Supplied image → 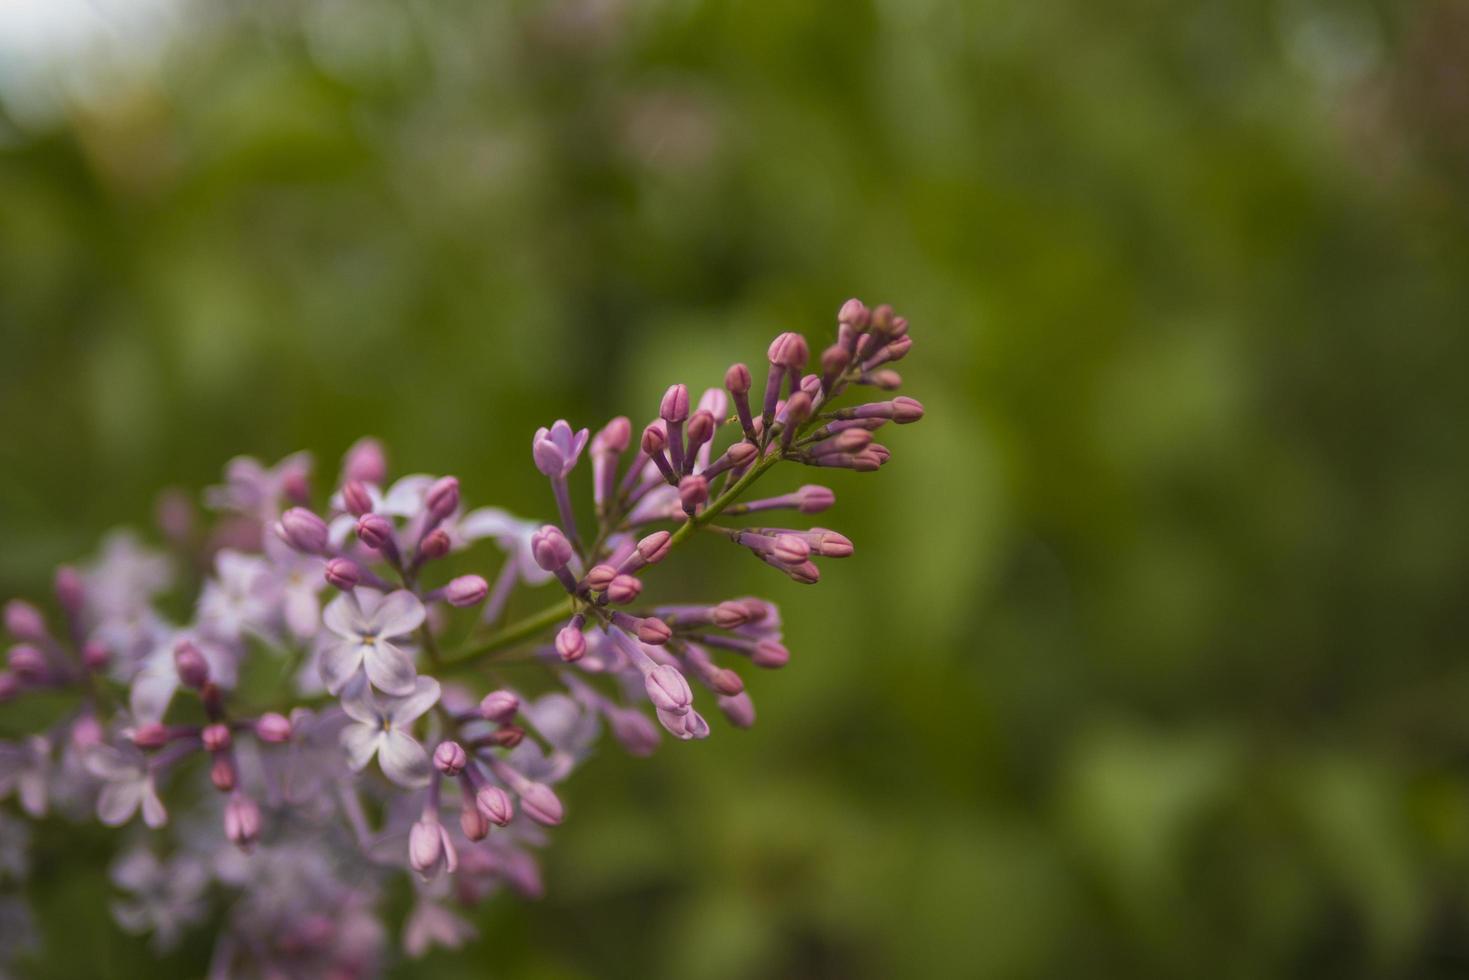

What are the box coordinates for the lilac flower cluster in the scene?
[0,300,923,975]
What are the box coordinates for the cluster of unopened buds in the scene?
[0,300,923,976]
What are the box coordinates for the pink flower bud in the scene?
[892,396,924,423]
[724,362,752,394]
[3,601,46,643]
[718,691,757,728]
[445,575,489,608]
[795,485,835,513]
[201,722,232,753]
[342,480,374,517]
[645,664,693,715]
[82,641,110,671]
[324,558,361,591]
[279,507,329,554]
[343,437,387,485]
[356,514,395,551]
[255,712,292,743]
[460,799,490,841]
[409,818,451,876]
[678,475,708,513]
[530,526,573,571]
[54,566,85,614]
[767,332,809,369]
[870,369,902,390]
[434,740,468,776]
[479,690,519,723]
[838,297,870,329]
[518,782,564,826]
[711,602,750,629]
[132,723,169,749]
[753,640,790,669]
[771,534,810,565]
[584,564,617,592]
[636,617,672,645]
[636,531,672,564]
[173,640,210,689]
[425,476,460,521]
[556,625,587,662]
[659,383,690,423]
[7,645,46,682]
[686,410,715,448]
[476,785,514,827]
[224,794,261,851]
[211,755,238,791]
[606,575,642,605]
[640,423,667,455]
[591,416,632,454]
[419,529,451,560]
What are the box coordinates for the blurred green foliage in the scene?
[3,0,1469,977]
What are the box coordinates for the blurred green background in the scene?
[3,0,1469,977]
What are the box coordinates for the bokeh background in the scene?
[3,0,1469,977]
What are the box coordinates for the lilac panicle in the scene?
[0,295,926,966]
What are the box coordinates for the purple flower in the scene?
[531,420,589,478]
[0,737,50,818]
[84,745,167,828]
[319,590,425,696]
[197,550,278,644]
[204,452,312,521]
[403,898,476,958]
[339,675,440,788]
[109,849,210,952]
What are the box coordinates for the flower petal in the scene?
[85,745,144,781]
[283,587,320,639]
[97,780,143,826]
[340,723,382,772]
[141,779,168,828]
[322,592,368,639]
[364,640,418,697]
[129,666,179,726]
[372,590,426,638]
[378,729,431,788]
[319,640,366,696]
[384,676,441,726]
[338,673,380,725]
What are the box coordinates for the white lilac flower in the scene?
[109,849,211,952]
[196,550,279,644]
[339,675,440,788]
[84,744,168,828]
[0,737,50,818]
[319,589,425,696]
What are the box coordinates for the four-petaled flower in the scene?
[320,590,426,696]
[84,745,167,828]
[339,675,441,788]
[531,420,589,478]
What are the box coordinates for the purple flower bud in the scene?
[82,641,110,671]
[592,415,632,454]
[869,369,902,390]
[132,723,170,749]
[678,475,708,515]
[434,741,468,776]
[659,383,690,423]
[342,480,374,517]
[279,507,329,554]
[54,566,85,614]
[173,640,210,689]
[636,617,672,645]
[771,534,811,565]
[356,514,396,551]
[460,799,490,841]
[532,420,589,478]
[767,332,809,370]
[637,530,672,565]
[591,416,632,509]
[892,396,924,423]
[868,444,891,465]
[838,297,870,329]
[255,712,292,743]
[753,640,790,668]
[282,468,312,506]
[820,343,849,382]
[7,645,46,682]
[718,691,757,728]
[476,785,514,827]
[705,441,758,481]
[640,424,678,485]
[645,664,693,715]
[3,601,46,643]
[780,390,814,430]
[343,437,387,485]
[725,362,752,393]
[686,409,716,453]
[419,528,452,560]
[584,564,617,592]
[556,624,587,662]
[517,782,564,826]
[409,818,448,875]
[530,525,573,571]
[479,690,519,723]
[656,705,710,740]
[201,722,232,753]
[224,794,262,851]
[324,557,361,592]
[425,476,460,521]
[445,575,489,607]
[606,575,643,605]
[211,755,238,791]
[712,602,750,629]
[796,485,836,513]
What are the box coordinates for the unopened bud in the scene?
[201,722,232,753]
[659,384,690,423]
[479,690,519,723]
[445,575,489,607]
[518,782,564,826]
[54,566,85,614]
[419,529,451,560]
[343,437,388,485]
[529,526,573,571]
[724,362,752,394]
[3,601,46,643]
[173,641,210,689]
[556,624,587,662]
[476,785,514,827]
[425,476,460,521]
[279,507,329,554]
[434,740,468,776]
[255,712,292,743]
[342,480,374,517]
[606,575,642,605]
[645,664,693,715]
[753,639,790,668]
[7,645,46,682]
[636,617,672,645]
[767,332,809,369]
[132,723,169,749]
[356,514,395,551]
[224,794,261,851]
[325,558,361,591]
[211,755,238,791]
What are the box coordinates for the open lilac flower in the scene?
[197,551,279,644]
[204,452,312,522]
[85,745,168,828]
[0,737,51,818]
[531,420,589,478]
[339,676,441,787]
[320,590,426,696]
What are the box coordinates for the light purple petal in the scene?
[85,745,145,781]
[283,586,321,639]
[338,674,380,725]
[371,591,425,639]
[363,640,418,697]
[322,592,368,639]
[378,729,431,788]
[384,676,441,726]
[97,780,143,826]
[340,724,382,772]
[129,667,179,726]
[319,640,366,697]
[140,779,168,828]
